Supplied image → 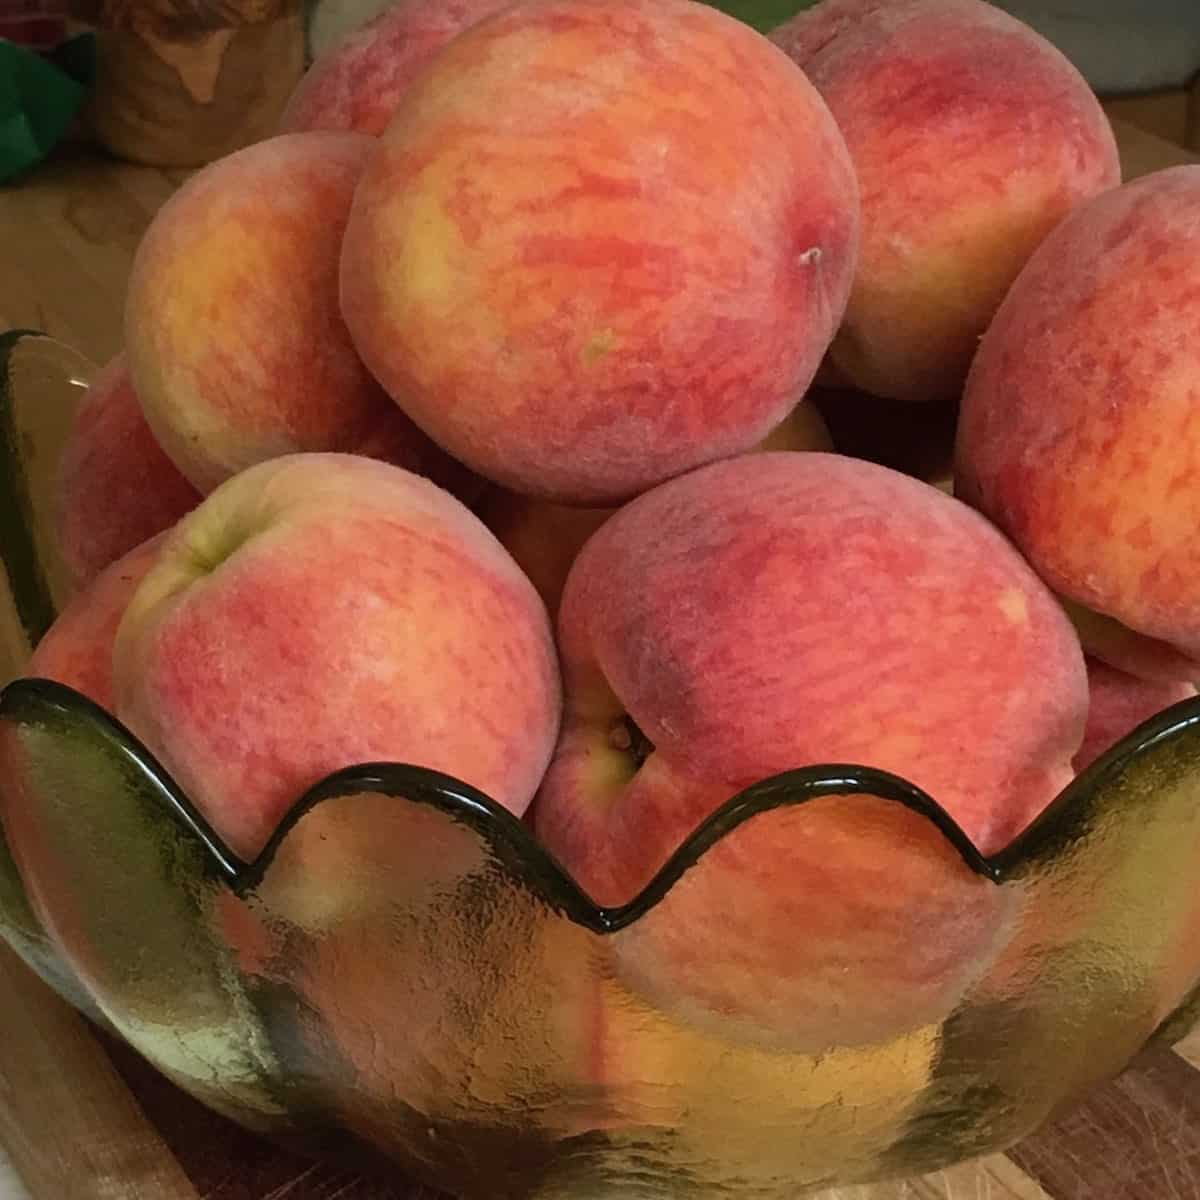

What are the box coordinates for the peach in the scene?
[279,0,512,136]
[125,132,469,499]
[55,355,199,590]
[476,494,613,625]
[772,0,1120,403]
[479,400,833,620]
[112,453,561,862]
[957,166,1200,681]
[534,452,1087,1047]
[27,536,162,711]
[1074,658,1196,775]
[340,0,860,504]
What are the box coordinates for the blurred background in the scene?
[299,0,1200,162]
[0,0,1197,177]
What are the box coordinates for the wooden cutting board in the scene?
[0,118,1197,1200]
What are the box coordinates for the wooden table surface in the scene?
[1,118,1199,1200]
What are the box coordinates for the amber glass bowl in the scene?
[2,330,1200,1199]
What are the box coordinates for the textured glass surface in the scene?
[2,331,1200,1198]
[0,330,92,653]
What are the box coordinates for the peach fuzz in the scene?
[480,400,833,620]
[772,0,1119,403]
[112,453,561,862]
[477,496,613,625]
[55,354,199,590]
[534,452,1087,1047]
[279,0,512,136]
[125,132,466,498]
[27,536,162,712]
[352,405,487,508]
[957,166,1200,680]
[1074,658,1196,775]
[340,0,860,504]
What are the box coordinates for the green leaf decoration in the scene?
[700,0,821,33]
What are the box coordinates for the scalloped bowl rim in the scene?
[6,676,1200,932]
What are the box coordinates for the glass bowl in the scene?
[2,329,1200,1199]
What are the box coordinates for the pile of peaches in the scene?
[20,0,1200,1043]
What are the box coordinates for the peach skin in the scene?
[1074,657,1197,774]
[480,398,833,620]
[55,354,199,590]
[772,0,1120,403]
[340,0,860,504]
[125,132,469,498]
[27,536,162,712]
[112,453,562,861]
[280,0,513,136]
[535,451,1088,1048]
[957,166,1200,681]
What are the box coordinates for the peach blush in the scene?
[113,453,561,861]
[773,0,1119,402]
[478,398,833,620]
[125,132,463,498]
[1073,658,1197,774]
[28,535,163,711]
[279,0,514,136]
[958,166,1200,677]
[55,355,199,590]
[535,452,1087,1047]
[340,0,860,503]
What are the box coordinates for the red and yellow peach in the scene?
[55,356,199,590]
[534,451,1088,1047]
[280,0,513,136]
[112,453,561,861]
[1074,657,1197,774]
[125,132,466,499]
[480,400,833,620]
[772,0,1120,402]
[340,0,860,504]
[957,166,1200,680]
[27,536,162,711]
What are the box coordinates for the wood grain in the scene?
[0,944,199,1200]
[101,1040,432,1200]
[813,1156,1052,1199]
[0,147,183,366]
[0,120,1198,1200]
[1009,1049,1200,1200]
